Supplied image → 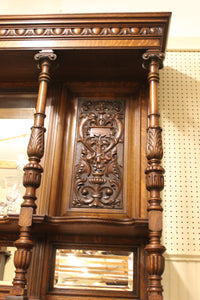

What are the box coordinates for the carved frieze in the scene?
[0,26,163,39]
[71,100,124,209]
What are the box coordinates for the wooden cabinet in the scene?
[0,13,171,300]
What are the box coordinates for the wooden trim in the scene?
[0,12,172,22]
[143,52,166,299]
[0,13,171,52]
[0,38,161,51]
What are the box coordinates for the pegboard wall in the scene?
[158,51,200,255]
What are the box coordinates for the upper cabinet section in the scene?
[0,13,171,84]
[0,13,171,51]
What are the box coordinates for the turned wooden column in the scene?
[7,50,56,299]
[142,51,166,300]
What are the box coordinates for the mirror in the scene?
[0,92,36,216]
[54,249,133,291]
[0,246,15,285]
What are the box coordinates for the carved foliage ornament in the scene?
[72,100,124,209]
[27,126,45,159]
[146,127,163,160]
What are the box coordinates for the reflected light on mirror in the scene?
[54,249,134,291]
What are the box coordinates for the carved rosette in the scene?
[72,100,124,209]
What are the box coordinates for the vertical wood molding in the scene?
[27,240,46,299]
[7,50,56,299]
[142,51,166,300]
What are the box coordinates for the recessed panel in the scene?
[71,99,124,209]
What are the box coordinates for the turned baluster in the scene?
[7,50,56,299]
[142,51,166,300]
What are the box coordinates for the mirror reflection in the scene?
[54,249,133,291]
[0,93,36,216]
[0,246,15,285]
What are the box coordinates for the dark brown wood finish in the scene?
[0,13,171,300]
[53,82,148,223]
[71,99,124,209]
[7,51,56,298]
[142,51,165,300]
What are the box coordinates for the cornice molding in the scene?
[0,13,171,51]
[0,25,163,39]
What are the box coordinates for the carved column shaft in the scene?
[8,51,56,299]
[143,51,166,300]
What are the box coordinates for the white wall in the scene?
[159,50,200,300]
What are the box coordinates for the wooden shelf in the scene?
[0,214,148,238]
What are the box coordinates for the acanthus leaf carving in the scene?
[147,127,163,160]
[27,126,45,159]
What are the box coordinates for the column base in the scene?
[149,293,163,300]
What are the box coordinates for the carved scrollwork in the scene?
[142,51,165,70]
[34,49,57,62]
[72,100,124,209]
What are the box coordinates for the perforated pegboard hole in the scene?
[158,51,200,255]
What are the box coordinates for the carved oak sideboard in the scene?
[0,13,171,300]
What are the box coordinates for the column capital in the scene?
[142,51,165,70]
[34,50,57,69]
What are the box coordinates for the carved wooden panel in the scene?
[71,99,124,209]
[49,83,148,220]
